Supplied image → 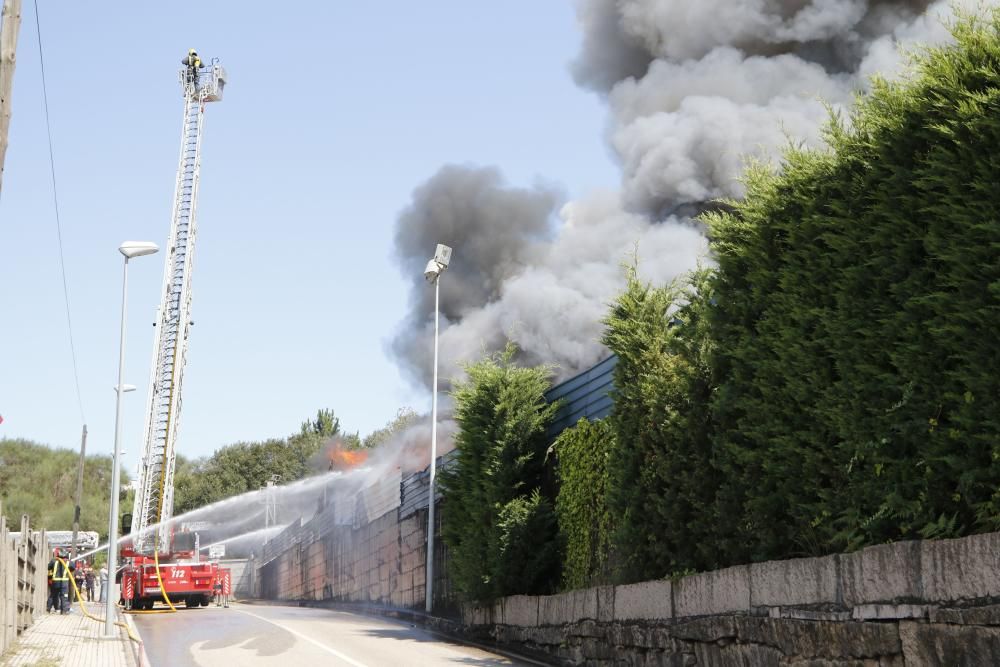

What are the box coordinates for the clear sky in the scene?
[0,2,618,461]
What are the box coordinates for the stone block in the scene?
[850,604,930,621]
[733,616,901,659]
[841,540,921,606]
[462,601,494,626]
[900,620,1000,666]
[503,594,539,627]
[921,532,1000,602]
[596,585,615,623]
[674,565,750,617]
[539,588,598,625]
[767,607,851,622]
[613,579,673,621]
[930,604,1000,626]
[749,554,837,608]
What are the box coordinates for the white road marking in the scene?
[231,607,370,667]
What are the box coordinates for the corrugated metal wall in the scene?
[545,355,617,436]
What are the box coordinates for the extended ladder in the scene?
[131,55,226,554]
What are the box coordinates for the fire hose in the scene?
[56,557,141,642]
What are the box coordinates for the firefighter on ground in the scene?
[182,48,201,86]
[46,549,75,614]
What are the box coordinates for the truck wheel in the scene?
[200,596,209,607]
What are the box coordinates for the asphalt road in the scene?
[132,602,544,667]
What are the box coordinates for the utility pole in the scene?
[71,424,87,559]
[0,0,22,197]
[262,475,279,542]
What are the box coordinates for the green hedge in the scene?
[599,13,1000,581]
[706,13,1000,561]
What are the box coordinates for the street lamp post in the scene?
[105,241,158,636]
[423,243,451,614]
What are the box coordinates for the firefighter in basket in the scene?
[182,48,202,86]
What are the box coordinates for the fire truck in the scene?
[118,50,230,611]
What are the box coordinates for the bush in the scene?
[553,418,615,590]
[495,490,560,595]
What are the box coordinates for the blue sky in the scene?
[0,2,618,461]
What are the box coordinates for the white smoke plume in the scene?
[392,0,988,389]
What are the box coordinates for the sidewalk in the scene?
[0,602,139,667]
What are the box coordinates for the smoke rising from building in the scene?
[391,0,987,391]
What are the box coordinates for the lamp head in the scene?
[424,243,452,283]
[119,241,159,259]
[424,259,442,283]
[433,244,452,269]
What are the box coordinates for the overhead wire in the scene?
[32,0,85,423]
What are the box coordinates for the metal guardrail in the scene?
[0,500,49,656]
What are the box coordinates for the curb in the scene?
[235,599,554,666]
[120,608,150,667]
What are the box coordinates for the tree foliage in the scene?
[602,268,718,579]
[362,407,419,449]
[0,438,125,538]
[440,345,561,601]
[173,409,341,515]
[552,418,616,590]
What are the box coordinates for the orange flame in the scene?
[327,443,367,471]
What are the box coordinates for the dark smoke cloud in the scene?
[571,0,653,92]
[573,0,966,216]
[391,165,562,386]
[391,167,705,390]
[390,0,988,392]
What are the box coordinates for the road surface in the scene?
[133,602,544,667]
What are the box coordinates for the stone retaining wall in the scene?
[460,532,1000,665]
[255,475,1000,665]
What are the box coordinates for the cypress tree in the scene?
[439,344,561,600]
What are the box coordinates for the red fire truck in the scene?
[119,530,225,610]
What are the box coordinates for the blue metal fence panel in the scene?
[545,355,617,438]
[399,451,456,519]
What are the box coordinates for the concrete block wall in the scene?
[264,505,441,610]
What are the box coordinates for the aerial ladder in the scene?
[119,50,229,610]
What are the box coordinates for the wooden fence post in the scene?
[0,499,9,655]
[35,530,47,616]
[17,514,27,634]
